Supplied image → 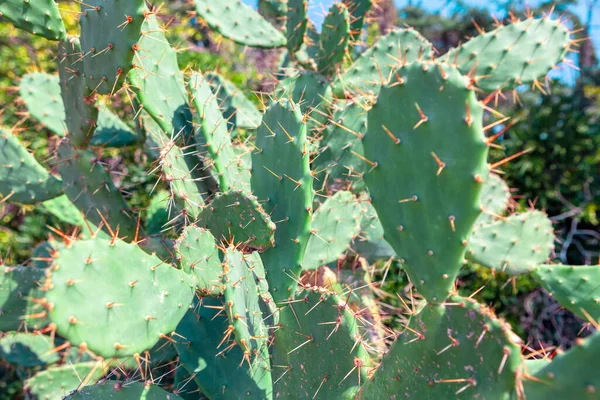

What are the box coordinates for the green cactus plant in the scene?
[0,3,593,400]
[0,0,66,40]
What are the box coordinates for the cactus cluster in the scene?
[0,1,596,399]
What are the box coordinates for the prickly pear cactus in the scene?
[362,61,489,302]
[0,3,591,399]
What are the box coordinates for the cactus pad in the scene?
[304,191,361,270]
[474,172,510,227]
[145,117,207,219]
[0,129,62,204]
[332,28,433,97]
[205,72,262,131]
[173,366,202,399]
[0,266,47,331]
[24,362,104,400]
[533,264,600,321]
[79,0,146,95]
[57,37,99,147]
[128,15,193,140]
[45,237,194,358]
[198,191,276,250]
[68,381,184,400]
[343,0,373,40]
[190,72,250,192]
[446,17,571,91]
[42,195,86,227]
[276,71,333,134]
[194,0,286,48]
[174,298,273,400]
[316,3,350,75]
[174,225,223,296]
[90,105,137,147]
[467,211,555,275]
[20,72,66,136]
[147,128,206,219]
[222,248,270,358]
[31,240,66,270]
[272,290,369,399]
[0,0,66,40]
[251,99,313,300]
[57,142,139,241]
[353,201,395,260]
[362,62,488,302]
[521,332,600,399]
[286,0,308,53]
[0,332,60,367]
[145,190,170,235]
[312,98,370,191]
[362,296,522,399]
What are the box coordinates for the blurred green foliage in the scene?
[493,86,600,225]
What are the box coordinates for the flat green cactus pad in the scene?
[197,190,276,250]
[332,28,433,98]
[174,225,223,296]
[533,264,600,322]
[293,22,320,69]
[0,332,60,367]
[190,72,250,192]
[114,338,178,370]
[42,195,86,227]
[316,3,350,75]
[260,0,287,19]
[173,366,202,399]
[45,237,194,358]
[344,0,373,40]
[521,332,600,400]
[312,98,370,192]
[474,172,511,227]
[353,200,395,260]
[194,0,286,48]
[20,73,66,136]
[0,129,62,204]
[31,240,65,270]
[146,126,206,219]
[362,296,522,399]
[272,290,370,399]
[286,0,308,53]
[468,211,555,275]
[90,105,137,147]
[251,99,313,301]
[145,190,170,235]
[304,190,362,270]
[205,72,262,131]
[57,142,138,241]
[79,0,146,95]
[24,362,105,400]
[23,65,135,148]
[0,0,66,40]
[174,297,273,400]
[58,37,99,147]
[276,71,333,134]
[222,248,270,358]
[446,17,571,91]
[0,266,48,331]
[68,381,184,400]
[362,61,489,302]
[128,15,193,141]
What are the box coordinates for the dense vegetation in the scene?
[0,0,598,399]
